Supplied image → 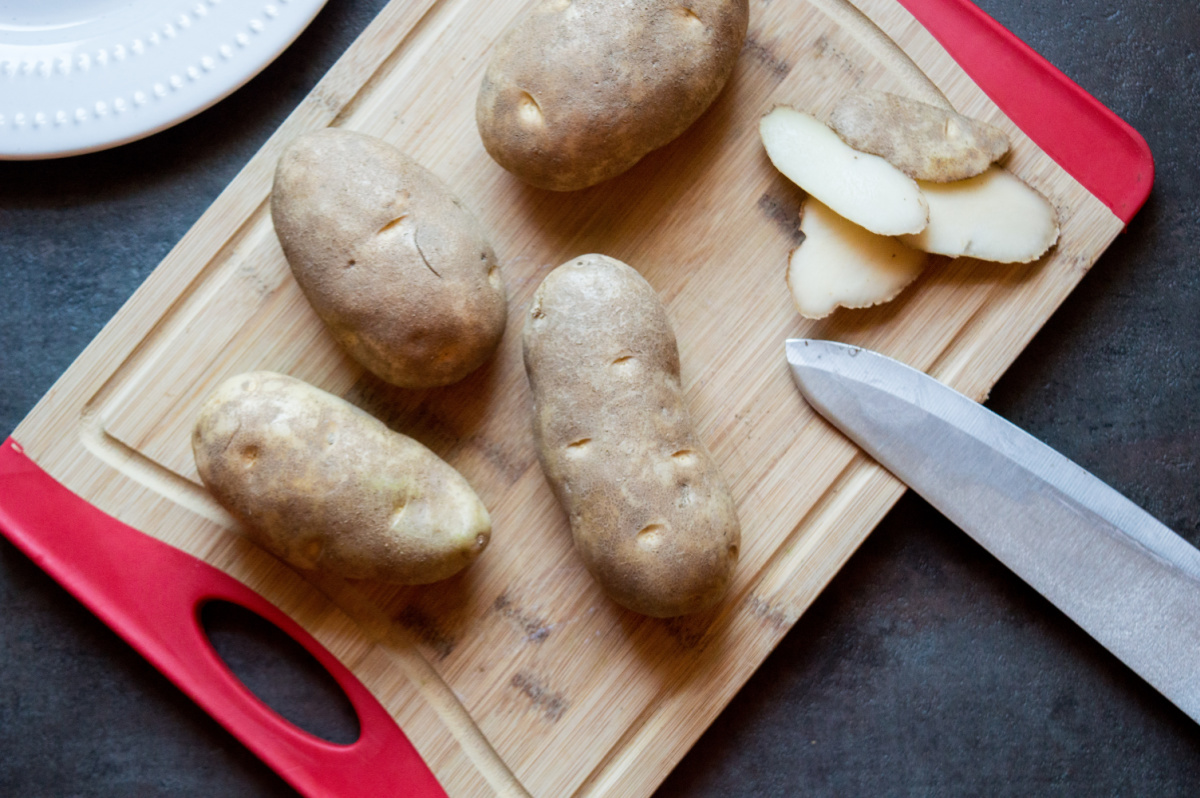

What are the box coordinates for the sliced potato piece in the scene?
[788,197,928,319]
[760,106,928,236]
[830,90,1010,182]
[900,166,1060,263]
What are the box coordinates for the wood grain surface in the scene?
[11,0,1125,795]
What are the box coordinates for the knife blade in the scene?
[785,338,1200,724]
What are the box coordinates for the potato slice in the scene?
[788,197,928,319]
[900,166,1060,263]
[830,90,1010,182]
[760,106,928,236]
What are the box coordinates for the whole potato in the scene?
[476,0,749,191]
[272,129,507,388]
[193,372,491,584]
[523,255,740,617]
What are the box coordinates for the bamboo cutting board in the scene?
[11,0,1134,794]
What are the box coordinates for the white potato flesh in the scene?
[788,197,928,319]
[760,106,929,236]
[900,166,1060,263]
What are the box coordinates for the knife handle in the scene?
[897,0,1153,224]
[0,438,447,798]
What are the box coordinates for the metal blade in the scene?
[786,338,1200,723]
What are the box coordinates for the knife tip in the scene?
[785,338,854,368]
[785,339,824,396]
[785,339,870,401]
[783,338,813,363]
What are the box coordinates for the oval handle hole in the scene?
[201,600,360,745]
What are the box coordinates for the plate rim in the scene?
[0,0,331,160]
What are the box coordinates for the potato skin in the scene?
[272,130,507,388]
[523,255,740,617]
[476,0,749,191]
[193,372,491,584]
[830,90,1010,182]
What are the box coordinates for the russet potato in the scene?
[272,129,507,389]
[193,372,491,584]
[476,0,749,191]
[523,255,740,617]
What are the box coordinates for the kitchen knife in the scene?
[786,338,1200,724]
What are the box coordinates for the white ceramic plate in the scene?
[0,0,329,159]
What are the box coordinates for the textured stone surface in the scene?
[1,0,1197,795]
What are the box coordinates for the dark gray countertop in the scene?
[2,0,1197,795]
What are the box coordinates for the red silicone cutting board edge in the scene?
[897,0,1153,224]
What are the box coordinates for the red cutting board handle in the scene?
[897,0,1153,224]
[0,438,447,798]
